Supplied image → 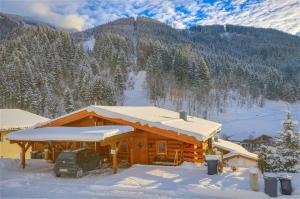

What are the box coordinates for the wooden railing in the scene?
[174,149,183,166]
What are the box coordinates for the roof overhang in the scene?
[8,126,134,142]
[223,153,258,162]
[34,106,222,143]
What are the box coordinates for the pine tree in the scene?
[114,66,125,96]
[64,89,75,113]
[275,112,300,172]
[258,111,300,172]
[198,57,210,82]
[92,76,116,105]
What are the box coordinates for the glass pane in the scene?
[159,143,165,153]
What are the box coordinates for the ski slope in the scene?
[123,71,300,140]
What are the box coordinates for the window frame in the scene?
[156,141,167,155]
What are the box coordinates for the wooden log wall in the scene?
[146,132,204,164]
[117,140,130,163]
[182,143,204,163]
[35,115,206,164]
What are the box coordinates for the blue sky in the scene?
[0,0,299,35]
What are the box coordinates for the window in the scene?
[0,133,2,142]
[156,141,167,155]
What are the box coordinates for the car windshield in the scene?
[57,152,76,161]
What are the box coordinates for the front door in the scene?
[133,135,148,164]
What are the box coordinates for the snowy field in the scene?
[211,101,300,140]
[1,159,299,199]
[124,71,300,140]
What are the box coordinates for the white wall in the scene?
[225,157,257,168]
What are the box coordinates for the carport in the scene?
[8,125,134,173]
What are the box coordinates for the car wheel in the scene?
[76,168,83,178]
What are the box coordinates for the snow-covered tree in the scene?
[275,112,300,172]
[258,111,300,172]
[114,66,125,94]
[64,89,75,114]
[198,57,210,82]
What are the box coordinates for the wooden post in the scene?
[112,152,117,174]
[44,148,49,160]
[129,137,134,165]
[174,150,178,165]
[52,144,56,163]
[112,143,119,174]
[21,146,26,169]
[17,142,31,169]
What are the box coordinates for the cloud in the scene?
[0,0,299,34]
[0,0,91,31]
[198,0,300,35]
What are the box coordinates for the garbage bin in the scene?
[279,176,292,195]
[206,155,219,175]
[264,174,278,197]
[249,168,259,191]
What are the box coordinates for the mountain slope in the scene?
[1,13,300,118]
[77,17,300,104]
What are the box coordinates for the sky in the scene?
[0,0,299,35]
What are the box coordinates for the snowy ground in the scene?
[83,36,95,51]
[211,101,300,140]
[123,71,300,140]
[1,159,299,198]
[124,71,150,106]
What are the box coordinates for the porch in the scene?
[7,126,190,173]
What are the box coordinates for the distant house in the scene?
[0,109,49,159]
[240,134,273,152]
[213,138,258,168]
[8,105,222,170]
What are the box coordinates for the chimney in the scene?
[179,111,187,121]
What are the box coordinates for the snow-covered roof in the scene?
[0,109,49,131]
[37,106,222,141]
[8,126,134,142]
[213,139,258,160]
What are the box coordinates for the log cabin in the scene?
[8,106,222,171]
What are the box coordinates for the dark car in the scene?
[54,148,102,178]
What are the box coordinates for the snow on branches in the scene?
[258,111,300,173]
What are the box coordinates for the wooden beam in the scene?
[130,137,134,165]
[57,143,66,150]
[67,142,73,149]
[16,142,24,149]
[42,111,92,127]
[112,143,120,174]
[52,144,56,163]
[25,142,32,152]
[11,141,29,169]
[21,146,26,169]
[100,132,136,146]
[194,145,198,162]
